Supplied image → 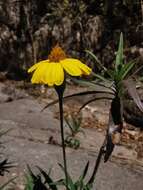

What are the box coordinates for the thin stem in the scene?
[58,95,68,189]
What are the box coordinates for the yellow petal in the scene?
[53,63,64,86]
[42,63,64,86]
[28,60,49,73]
[31,62,48,84]
[42,63,53,85]
[77,61,92,75]
[61,58,91,76]
[61,59,82,76]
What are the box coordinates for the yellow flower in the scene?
[28,45,91,86]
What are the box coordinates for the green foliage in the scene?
[64,33,141,162]
[57,163,92,190]
[115,32,123,71]
[24,22,143,190]
[24,174,34,190]
[86,33,135,95]
[41,33,143,189]
[64,112,84,137]
[85,33,143,162]
[65,136,80,149]
[64,112,84,149]
[25,162,92,190]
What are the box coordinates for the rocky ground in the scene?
[0,80,142,190]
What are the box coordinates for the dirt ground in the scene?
[0,80,142,190]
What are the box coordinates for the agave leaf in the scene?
[104,111,115,162]
[78,96,113,112]
[106,69,115,80]
[72,78,100,89]
[130,61,143,77]
[42,90,113,111]
[87,142,106,186]
[123,101,143,129]
[72,78,114,92]
[124,79,143,112]
[104,97,123,162]
[37,167,58,190]
[85,50,107,71]
[91,72,110,83]
[115,33,123,71]
[118,61,135,81]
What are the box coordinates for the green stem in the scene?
[58,95,68,189]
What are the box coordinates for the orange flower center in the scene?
[48,45,67,62]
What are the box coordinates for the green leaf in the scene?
[38,167,58,190]
[58,163,76,190]
[120,61,135,80]
[64,116,74,133]
[25,175,34,190]
[72,78,114,92]
[41,90,114,111]
[115,33,123,71]
[106,69,115,80]
[104,96,123,162]
[91,72,110,83]
[115,60,135,83]
[85,50,107,71]
[78,96,113,112]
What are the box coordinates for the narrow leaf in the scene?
[72,78,114,92]
[58,163,76,190]
[78,96,113,112]
[104,97,123,162]
[124,79,143,112]
[119,61,135,81]
[85,50,107,71]
[42,90,114,111]
[38,167,58,190]
[115,33,123,71]
[91,72,110,83]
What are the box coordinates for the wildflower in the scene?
[28,45,91,86]
[28,45,91,190]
